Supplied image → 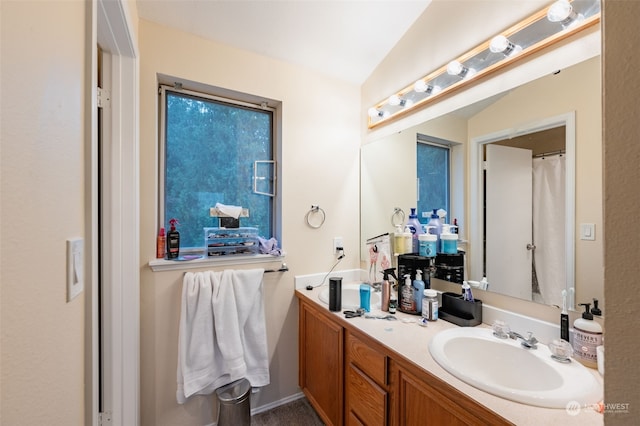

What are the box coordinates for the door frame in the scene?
[469,112,575,305]
[88,1,140,424]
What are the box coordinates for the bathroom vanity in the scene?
[296,286,603,426]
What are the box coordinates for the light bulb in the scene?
[414,80,427,93]
[490,35,523,56]
[368,107,381,118]
[447,61,474,79]
[547,0,583,27]
[388,94,401,106]
[402,99,414,109]
[547,0,572,22]
[447,60,463,76]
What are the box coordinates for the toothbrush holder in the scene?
[439,292,483,327]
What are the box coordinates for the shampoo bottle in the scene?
[572,302,603,368]
[167,218,180,259]
[413,270,426,314]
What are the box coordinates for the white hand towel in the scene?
[228,269,270,387]
[176,272,219,403]
[210,270,247,383]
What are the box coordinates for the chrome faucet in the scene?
[508,331,538,349]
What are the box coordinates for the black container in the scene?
[328,277,342,312]
[433,251,465,284]
[439,292,482,327]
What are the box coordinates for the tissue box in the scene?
[439,292,482,327]
[204,227,259,257]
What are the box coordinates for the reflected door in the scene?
[485,144,533,300]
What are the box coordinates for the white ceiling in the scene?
[136,0,432,84]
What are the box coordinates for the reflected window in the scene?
[417,135,451,221]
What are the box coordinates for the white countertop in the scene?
[296,285,604,426]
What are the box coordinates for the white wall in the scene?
[138,20,361,425]
[0,1,88,424]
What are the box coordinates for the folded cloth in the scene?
[215,202,243,219]
[258,237,282,256]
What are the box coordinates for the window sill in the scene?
[148,253,286,272]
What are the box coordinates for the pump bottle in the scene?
[167,218,180,259]
[413,270,426,314]
[572,302,603,368]
[427,209,442,252]
[406,208,424,253]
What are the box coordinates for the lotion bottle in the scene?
[572,302,603,368]
[406,208,424,253]
[413,270,426,314]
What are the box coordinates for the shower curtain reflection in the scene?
[532,154,566,306]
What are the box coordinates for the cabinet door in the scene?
[346,363,386,426]
[299,301,344,426]
[389,361,511,426]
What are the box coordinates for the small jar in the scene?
[422,289,438,321]
[418,233,437,257]
[440,233,458,254]
[389,298,397,314]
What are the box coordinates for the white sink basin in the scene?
[428,327,602,409]
[318,283,381,311]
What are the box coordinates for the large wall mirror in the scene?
[360,55,603,310]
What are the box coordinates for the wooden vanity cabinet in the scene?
[297,296,511,426]
[388,360,511,426]
[299,299,344,426]
[345,331,388,425]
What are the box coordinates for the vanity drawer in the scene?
[346,331,387,386]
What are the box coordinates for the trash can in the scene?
[215,378,251,426]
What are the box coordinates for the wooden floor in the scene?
[251,397,324,425]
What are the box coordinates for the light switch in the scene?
[580,223,596,241]
[67,238,84,302]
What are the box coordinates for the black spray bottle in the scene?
[167,218,180,259]
[381,268,397,312]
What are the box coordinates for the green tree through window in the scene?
[162,89,274,249]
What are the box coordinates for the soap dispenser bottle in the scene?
[399,274,417,314]
[572,302,603,368]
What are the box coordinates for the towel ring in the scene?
[305,205,326,229]
[391,207,405,227]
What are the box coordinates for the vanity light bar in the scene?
[367,0,601,129]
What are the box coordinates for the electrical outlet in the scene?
[333,237,344,254]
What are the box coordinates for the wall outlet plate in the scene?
[333,236,344,254]
[67,238,84,302]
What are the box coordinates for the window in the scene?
[160,85,277,251]
[416,134,451,220]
